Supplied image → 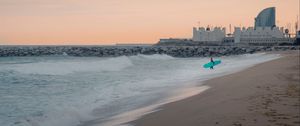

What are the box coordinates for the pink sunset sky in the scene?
[0,0,299,45]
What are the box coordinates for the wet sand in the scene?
[131,51,300,126]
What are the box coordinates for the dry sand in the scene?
[131,51,300,126]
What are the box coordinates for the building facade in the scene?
[160,7,295,45]
[234,27,285,42]
[254,7,276,29]
[192,27,226,42]
[233,27,293,45]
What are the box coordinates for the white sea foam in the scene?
[1,56,133,75]
[134,54,175,60]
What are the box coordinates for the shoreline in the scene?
[130,50,300,126]
[98,86,210,126]
[1,51,283,126]
[93,52,281,126]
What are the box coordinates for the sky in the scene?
[0,0,299,45]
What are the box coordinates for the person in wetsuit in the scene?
[210,57,215,69]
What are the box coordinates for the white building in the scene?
[233,27,292,44]
[233,27,284,43]
[192,27,226,42]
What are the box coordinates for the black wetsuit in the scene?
[210,58,215,69]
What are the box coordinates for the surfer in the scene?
[210,57,215,69]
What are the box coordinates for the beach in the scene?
[0,51,297,126]
[0,52,283,126]
[131,51,300,126]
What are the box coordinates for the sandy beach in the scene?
[131,51,300,126]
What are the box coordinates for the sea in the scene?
[0,53,280,126]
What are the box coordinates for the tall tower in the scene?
[254,7,276,29]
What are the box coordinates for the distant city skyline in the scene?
[0,0,299,45]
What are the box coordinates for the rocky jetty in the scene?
[0,46,299,57]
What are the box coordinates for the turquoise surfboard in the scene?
[203,60,221,68]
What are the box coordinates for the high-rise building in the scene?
[254,7,276,28]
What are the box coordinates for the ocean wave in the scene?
[1,56,133,75]
[133,54,175,60]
